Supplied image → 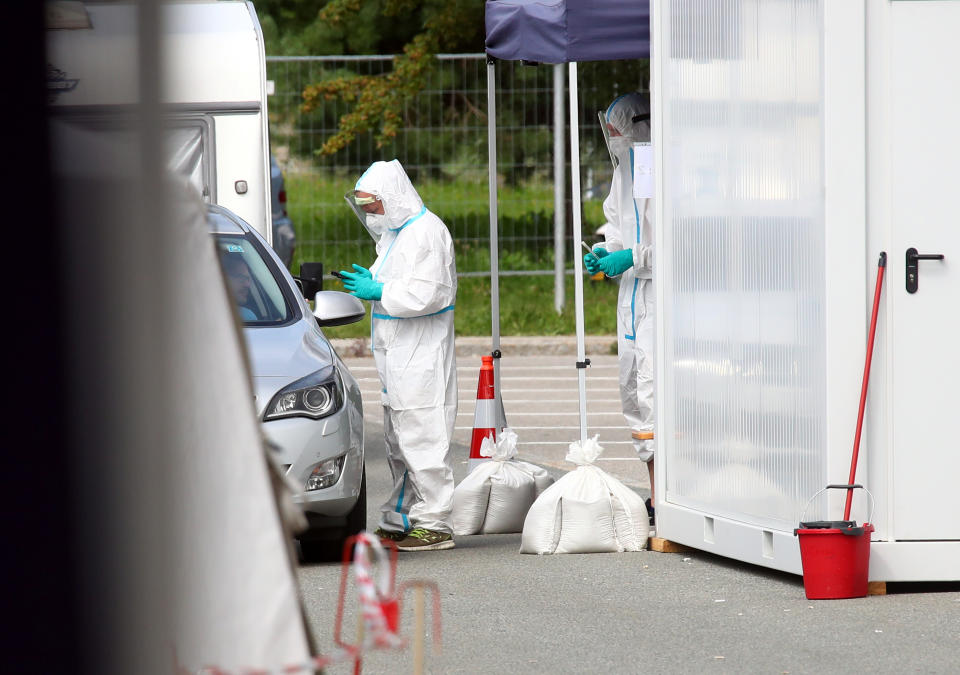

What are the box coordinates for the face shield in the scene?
[344,189,389,239]
[599,110,617,168]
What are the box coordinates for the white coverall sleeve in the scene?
[379,226,456,318]
[632,242,653,271]
[601,174,624,252]
[630,197,654,272]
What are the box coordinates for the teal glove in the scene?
[599,248,633,277]
[343,263,371,279]
[583,247,608,275]
[339,264,383,301]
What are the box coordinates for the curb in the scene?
[329,335,618,358]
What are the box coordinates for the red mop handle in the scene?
[844,252,886,521]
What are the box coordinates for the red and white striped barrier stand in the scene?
[468,355,499,473]
[193,533,406,675]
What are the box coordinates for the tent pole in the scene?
[568,61,588,443]
[486,57,506,429]
[553,63,566,315]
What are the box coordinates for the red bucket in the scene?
[795,521,874,599]
[795,484,875,599]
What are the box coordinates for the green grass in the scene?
[285,169,607,271]
[321,273,620,339]
[287,166,614,338]
[286,170,591,221]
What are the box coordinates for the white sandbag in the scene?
[530,465,554,496]
[520,436,649,554]
[452,429,555,535]
[451,469,489,535]
[481,468,537,533]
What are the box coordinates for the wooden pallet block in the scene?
[648,537,691,553]
[867,581,887,596]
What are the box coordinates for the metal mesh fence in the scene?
[266,54,648,276]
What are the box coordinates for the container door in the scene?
[888,1,960,540]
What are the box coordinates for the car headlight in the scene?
[305,456,345,491]
[264,366,343,421]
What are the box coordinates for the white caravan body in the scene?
[46,0,273,244]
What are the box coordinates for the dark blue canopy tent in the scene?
[485,0,649,64]
[482,0,650,442]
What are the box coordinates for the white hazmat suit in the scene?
[351,160,458,535]
[600,92,655,461]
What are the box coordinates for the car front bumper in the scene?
[261,403,363,520]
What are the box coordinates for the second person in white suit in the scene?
[584,92,657,525]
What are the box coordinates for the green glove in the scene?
[342,263,371,279]
[598,248,633,277]
[339,264,383,301]
[583,247,607,275]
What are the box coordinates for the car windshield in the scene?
[216,234,293,325]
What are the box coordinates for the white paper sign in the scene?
[632,142,654,198]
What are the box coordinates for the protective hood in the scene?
[351,160,425,241]
[599,92,650,168]
[605,91,651,143]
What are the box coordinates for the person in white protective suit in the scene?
[583,92,657,525]
[340,160,458,551]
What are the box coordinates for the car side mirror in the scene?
[313,291,365,327]
[295,262,324,300]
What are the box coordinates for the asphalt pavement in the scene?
[297,338,960,674]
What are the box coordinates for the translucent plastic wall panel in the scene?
[663,0,825,529]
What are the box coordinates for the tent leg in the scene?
[486,58,506,428]
[568,62,587,443]
[553,63,566,315]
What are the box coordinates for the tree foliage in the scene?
[254,0,428,56]
[255,0,485,155]
[256,0,648,180]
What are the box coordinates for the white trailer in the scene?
[651,0,959,582]
[46,0,273,245]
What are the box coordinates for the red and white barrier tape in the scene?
[195,533,404,675]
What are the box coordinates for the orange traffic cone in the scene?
[468,355,498,473]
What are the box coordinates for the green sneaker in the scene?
[373,527,406,543]
[396,528,455,551]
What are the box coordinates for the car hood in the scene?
[243,319,335,381]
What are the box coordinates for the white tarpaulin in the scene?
[52,117,311,672]
[165,178,311,671]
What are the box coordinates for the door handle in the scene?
[905,247,945,294]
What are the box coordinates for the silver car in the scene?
[207,203,366,562]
